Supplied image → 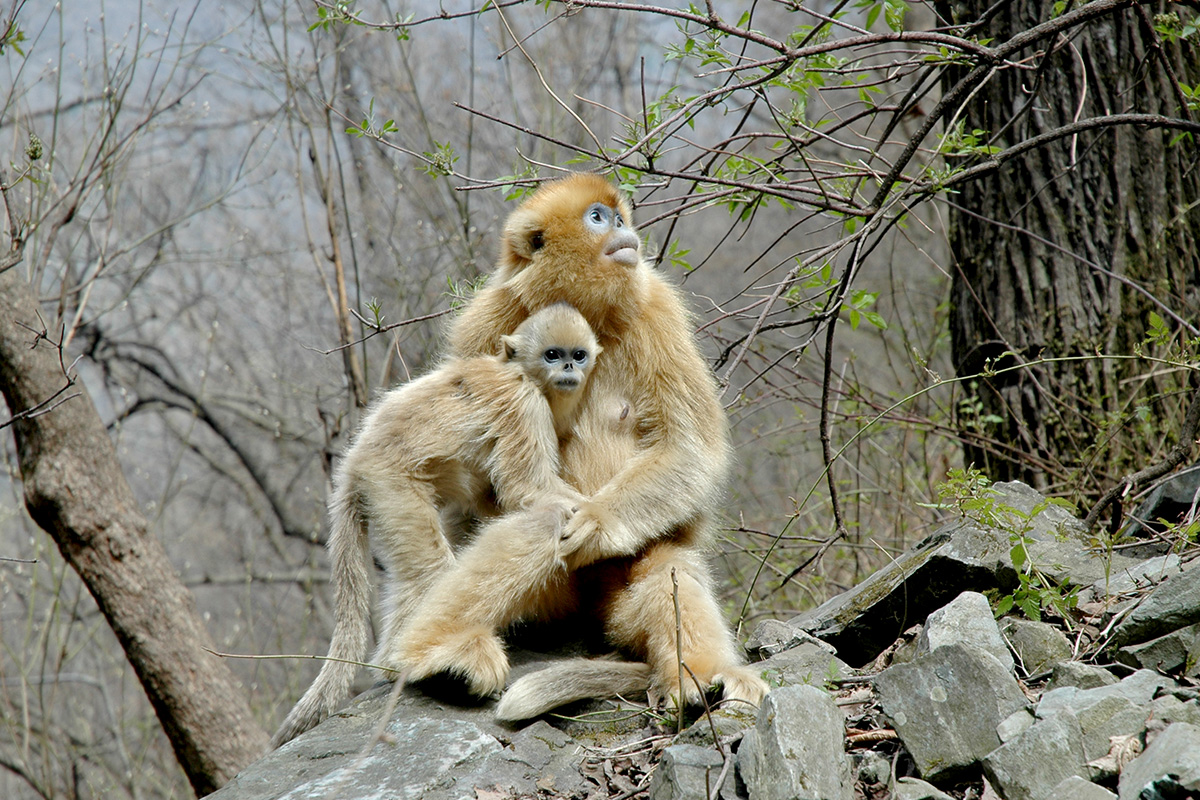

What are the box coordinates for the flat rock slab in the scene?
[211,680,590,800]
[1109,560,1200,647]
[787,482,1120,666]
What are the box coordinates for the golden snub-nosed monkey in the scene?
[440,173,769,721]
[269,303,600,747]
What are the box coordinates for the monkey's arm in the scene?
[561,344,731,566]
[482,375,586,511]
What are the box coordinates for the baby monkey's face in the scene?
[540,343,592,392]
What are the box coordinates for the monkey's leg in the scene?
[397,507,577,695]
[366,479,456,674]
[603,540,768,713]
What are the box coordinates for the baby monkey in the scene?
[271,303,599,747]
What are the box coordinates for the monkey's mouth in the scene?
[555,377,582,391]
[606,246,639,267]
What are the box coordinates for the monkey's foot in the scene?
[713,665,770,710]
[390,623,510,697]
[650,663,769,713]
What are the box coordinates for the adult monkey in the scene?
[434,173,768,719]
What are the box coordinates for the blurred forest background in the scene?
[0,0,1196,796]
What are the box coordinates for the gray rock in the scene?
[789,482,1108,666]
[1001,617,1073,675]
[853,751,891,787]
[1073,695,1151,762]
[1115,621,1200,675]
[892,776,956,799]
[649,744,727,800]
[747,619,835,660]
[1150,694,1200,727]
[737,685,852,800]
[1045,661,1119,692]
[1093,554,1182,598]
[997,708,1036,742]
[1038,669,1169,719]
[756,641,852,689]
[209,680,594,800]
[982,711,1087,800]
[1109,561,1200,647]
[917,591,1014,671]
[1118,722,1200,800]
[1050,775,1117,799]
[873,643,1028,782]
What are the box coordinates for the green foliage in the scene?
[420,141,459,178]
[0,19,24,56]
[346,98,398,138]
[846,289,888,331]
[932,469,1079,622]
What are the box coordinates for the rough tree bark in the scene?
[940,0,1200,494]
[0,263,269,795]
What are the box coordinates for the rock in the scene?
[1045,661,1119,692]
[916,591,1014,671]
[1109,561,1200,647]
[747,619,835,660]
[1038,669,1169,718]
[982,710,1086,800]
[1115,621,1200,675]
[1073,695,1151,761]
[1050,775,1117,799]
[1000,617,1072,675]
[649,744,727,800]
[892,776,956,799]
[853,751,891,787]
[674,707,758,749]
[1122,463,1200,540]
[790,482,1120,666]
[873,643,1028,782]
[208,681,591,800]
[755,641,852,688]
[1150,694,1200,727]
[997,709,1035,742]
[1092,554,1182,598]
[1117,722,1200,800]
[737,685,852,800]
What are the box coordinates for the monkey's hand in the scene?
[559,500,630,568]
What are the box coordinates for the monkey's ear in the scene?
[501,335,518,360]
[502,208,544,264]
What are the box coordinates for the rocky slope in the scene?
[212,481,1200,799]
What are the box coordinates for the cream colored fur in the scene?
[270,305,598,747]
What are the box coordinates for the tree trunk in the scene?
[940,0,1200,495]
[0,264,269,795]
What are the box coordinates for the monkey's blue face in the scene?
[584,203,640,267]
[543,346,591,391]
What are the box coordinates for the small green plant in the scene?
[931,468,1079,621]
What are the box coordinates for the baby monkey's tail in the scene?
[269,478,372,748]
[494,658,652,722]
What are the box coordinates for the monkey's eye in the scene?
[529,231,545,251]
[614,213,625,229]
[543,348,565,364]
[571,350,589,365]
[584,203,611,233]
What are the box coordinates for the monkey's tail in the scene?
[270,478,372,748]
[494,658,652,722]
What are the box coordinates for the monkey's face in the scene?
[540,343,593,392]
[498,175,644,324]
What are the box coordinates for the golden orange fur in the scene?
[400,173,769,720]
